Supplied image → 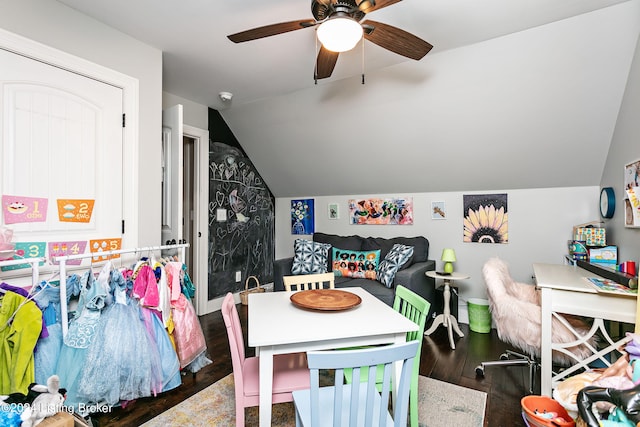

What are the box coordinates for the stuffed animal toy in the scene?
[20,375,65,427]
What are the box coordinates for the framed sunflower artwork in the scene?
[463,193,508,244]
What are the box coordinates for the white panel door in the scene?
[0,48,123,244]
[161,104,183,245]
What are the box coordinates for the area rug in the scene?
[142,374,486,427]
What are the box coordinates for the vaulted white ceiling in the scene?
[56,0,640,197]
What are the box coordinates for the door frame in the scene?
[183,125,214,315]
[0,27,140,248]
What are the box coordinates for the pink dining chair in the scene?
[221,292,310,426]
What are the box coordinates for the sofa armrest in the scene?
[273,257,294,292]
[393,260,437,318]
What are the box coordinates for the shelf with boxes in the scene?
[567,220,637,289]
[568,221,608,264]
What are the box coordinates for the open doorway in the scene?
[162,106,210,315]
[183,135,195,278]
[183,125,210,315]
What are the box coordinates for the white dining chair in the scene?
[283,272,335,291]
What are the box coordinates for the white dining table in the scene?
[248,286,418,427]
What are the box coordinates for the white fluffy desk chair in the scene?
[475,257,596,394]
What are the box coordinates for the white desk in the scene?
[248,287,418,427]
[533,263,636,396]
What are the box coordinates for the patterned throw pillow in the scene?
[376,244,414,288]
[331,248,380,280]
[291,239,332,274]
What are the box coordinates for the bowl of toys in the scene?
[521,395,576,427]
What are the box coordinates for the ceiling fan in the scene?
[227,0,433,80]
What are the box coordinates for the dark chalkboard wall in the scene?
[208,109,275,299]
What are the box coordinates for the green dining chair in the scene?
[344,285,430,427]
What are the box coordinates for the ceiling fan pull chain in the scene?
[314,35,319,84]
[361,39,365,84]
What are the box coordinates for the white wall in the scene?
[0,0,163,245]
[276,186,599,321]
[163,91,209,130]
[600,32,640,264]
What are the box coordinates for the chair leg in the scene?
[528,359,537,395]
[295,406,302,427]
[235,404,244,427]
[475,350,539,395]
[506,350,538,394]
[410,386,418,427]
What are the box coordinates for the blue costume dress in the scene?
[75,268,165,406]
[55,265,109,412]
[32,274,81,385]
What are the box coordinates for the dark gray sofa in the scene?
[273,232,438,320]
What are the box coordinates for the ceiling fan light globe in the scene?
[317,17,363,53]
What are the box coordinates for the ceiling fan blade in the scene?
[362,19,433,60]
[228,19,316,43]
[358,0,402,14]
[315,46,339,80]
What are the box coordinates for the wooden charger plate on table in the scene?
[290,289,362,311]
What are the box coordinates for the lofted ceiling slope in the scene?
[55,0,640,197]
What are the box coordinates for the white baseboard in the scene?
[458,303,469,325]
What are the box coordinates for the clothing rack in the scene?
[53,243,189,336]
[0,257,47,288]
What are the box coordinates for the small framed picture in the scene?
[431,201,446,220]
[328,203,339,220]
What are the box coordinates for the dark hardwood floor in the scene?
[92,303,534,427]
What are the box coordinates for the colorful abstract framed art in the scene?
[348,197,413,225]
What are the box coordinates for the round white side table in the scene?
[424,271,470,350]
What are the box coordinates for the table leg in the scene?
[450,315,465,339]
[425,314,444,335]
[391,334,408,411]
[258,348,274,427]
[540,287,552,397]
[442,281,457,349]
[424,281,463,350]
[447,319,455,349]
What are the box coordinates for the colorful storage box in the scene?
[588,245,617,266]
[568,240,588,262]
[573,227,606,247]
